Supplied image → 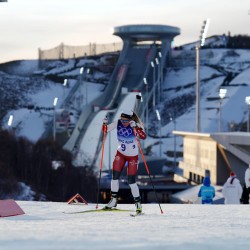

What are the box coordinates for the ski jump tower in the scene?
[113,24,180,60]
[111,24,180,95]
[109,24,181,118]
[64,24,180,156]
[113,24,180,84]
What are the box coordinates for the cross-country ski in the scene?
[64,207,133,214]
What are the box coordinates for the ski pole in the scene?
[133,128,164,214]
[96,125,107,209]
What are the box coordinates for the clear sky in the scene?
[0,0,249,63]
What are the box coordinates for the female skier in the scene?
[102,110,146,213]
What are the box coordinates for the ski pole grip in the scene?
[102,124,107,133]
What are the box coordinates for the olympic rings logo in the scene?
[129,160,137,166]
[118,126,133,137]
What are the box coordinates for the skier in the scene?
[198,176,215,204]
[222,172,242,204]
[245,165,250,204]
[102,110,146,213]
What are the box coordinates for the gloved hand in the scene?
[129,120,137,128]
[103,116,108,124]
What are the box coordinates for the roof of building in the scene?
[113,24,180,41]
[173,131,250,164]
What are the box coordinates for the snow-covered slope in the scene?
[1,201,250,250]
[0,57,110,142]
[147,48,250,160]
[1,46,250,168]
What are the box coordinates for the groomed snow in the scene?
[1,201,250,250]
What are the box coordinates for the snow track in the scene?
[1,201,250,250]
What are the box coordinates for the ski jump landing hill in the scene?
[63,24,180,169]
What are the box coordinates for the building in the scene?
[174,131,250,186]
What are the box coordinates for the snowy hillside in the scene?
[147,48,250,161]
[0,55,115,141]
[1,42,250,169]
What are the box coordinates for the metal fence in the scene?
[38,42,123,60]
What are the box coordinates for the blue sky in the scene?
[0,0,249,63]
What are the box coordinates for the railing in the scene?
[39,42,123,60]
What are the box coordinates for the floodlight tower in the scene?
[143,77,149,135]
[158,51,162,100]
[53,97,58,142]
[218,88,227,132]
[155,109,162,157]
[151,61,156,110]
[155,57,161,104]
[63,79,68,106]
[196,19,210,132]
[79,67,84,107]
[169,112,177,169]
[245,96,250,132]
[85,68,90,105]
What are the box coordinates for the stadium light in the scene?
[7,115,13,127]
[53,97,58,107]
[63,79,67,86]
[196,18,210,133]
[219,88,227,99]
[200,19,210,47]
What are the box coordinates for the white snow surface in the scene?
[1,201,250,250]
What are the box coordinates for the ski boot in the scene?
[104,192,118,210]
[134,196,142,214]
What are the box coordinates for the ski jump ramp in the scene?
[74,92,139,168]
[64,24,180,164]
